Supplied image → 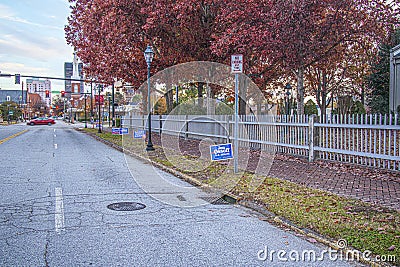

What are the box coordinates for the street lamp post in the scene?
[7,104,10,124]
[70,98,73,123]
[84,94,87,128]
[108,96,111,128]
[63,98,66,121]
[80,92,91,128]
[144,45,155,151]
[28,100,31,120]
[285,83,292,115]
[90,82,94,117]
[97,84,102,133]
[18,96,22,121]
[111,84,115,127]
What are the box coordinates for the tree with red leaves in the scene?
[65,0,150,87]
[66,0,398,115]
[212,0,398,114]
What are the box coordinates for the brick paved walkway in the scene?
[266,154,400,211]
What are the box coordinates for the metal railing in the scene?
[122,113,400,171]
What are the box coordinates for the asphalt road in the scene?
[0,121,359,266]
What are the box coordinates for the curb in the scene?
[78,128,392,267]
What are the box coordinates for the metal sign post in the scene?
[231,54,243,174]
[234,74,239,173]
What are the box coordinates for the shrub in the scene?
[304,100,318,115]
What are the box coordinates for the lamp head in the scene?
[144,45,154,65]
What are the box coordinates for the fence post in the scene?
[185,114,189,140]
[308,114,316,162]
[129,111,133,129]
[159,114,162,134]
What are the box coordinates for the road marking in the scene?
[0,129,28,145]
[55,187,65,233]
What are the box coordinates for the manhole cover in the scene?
[107,202,146,211]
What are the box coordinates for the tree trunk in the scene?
[256,102,262,115]
[361,86,365,105]
[320,72,327,117]
[321,91,327,116]
[164,72,174,114]
[165,90,173,114]
[198,82,204,107]
[142,89,148,116]
[296,67,305,115]
[206,84,215,115]
[337,96,353,115]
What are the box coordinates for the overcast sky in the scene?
[0,0,74,91]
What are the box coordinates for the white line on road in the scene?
[55,187,65,233]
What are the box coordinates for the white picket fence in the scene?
[122,113,400,171]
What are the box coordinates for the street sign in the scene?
[112,127,129,135]
[231,54,243,73]
[133,130,146,139]
[15,74,20,84]
[210,143,233,161]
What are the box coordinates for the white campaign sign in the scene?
[231,54,243,73]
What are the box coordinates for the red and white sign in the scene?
[95,95,104,105]
[231,54,243,73]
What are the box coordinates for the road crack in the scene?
[44,237,50,267]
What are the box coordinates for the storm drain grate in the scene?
[107,202,146,211]
[200,196,231,205]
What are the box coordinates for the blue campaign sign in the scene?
[112,128,130,135]
[210,143,233,161]
[112,128,121,135]
[133,130,146,139]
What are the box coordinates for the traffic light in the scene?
[15,74,20,84]
[61,91,65,97]
[45,90,50,98]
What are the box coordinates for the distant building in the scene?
[390,44,400,114]
[64,52,86,113]
[26,78,51,107]
[64,54,84,97]
[0,90,27,104]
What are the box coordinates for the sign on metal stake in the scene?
[231,54,243,173]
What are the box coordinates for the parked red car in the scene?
[27,117,56,126]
